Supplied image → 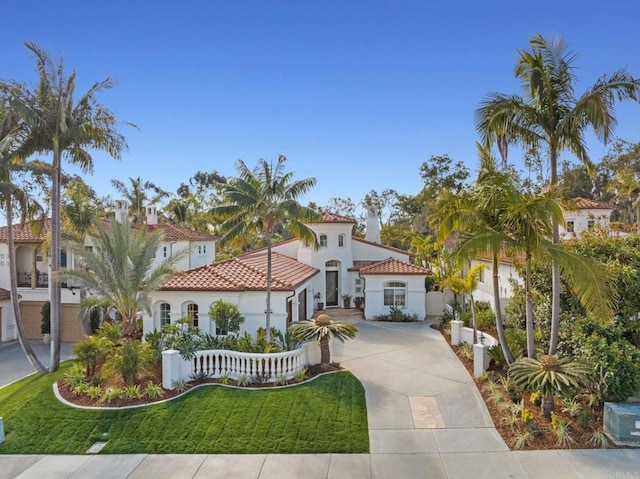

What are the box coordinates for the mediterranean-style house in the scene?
[0,202,216,343]
[559,197,614,239]
[143,208,432,336]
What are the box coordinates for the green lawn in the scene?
[0,364,368,454]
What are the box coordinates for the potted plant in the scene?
[314,292,324,310]
[41,301,51,345]
[354,296,363,310]
[341,293,352,309]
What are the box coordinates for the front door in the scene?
[326,271,338,306]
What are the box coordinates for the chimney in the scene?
[114,200,128,224]
[365,207,381,243]
[146,205,158,226]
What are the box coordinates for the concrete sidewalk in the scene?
[1,318,639,478]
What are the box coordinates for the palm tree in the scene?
[440,263,486,344]
[12,42,130,371]
[509,355,592,420]
[609,169,640,232]
[212,156,320,343]
[433,147,518,364]
[476,33,640,355]
[58,218,180,338]
[289,313,358,370]
[0,97,48,374]
[110,177,169,225]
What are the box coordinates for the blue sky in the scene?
[3,1,640,209]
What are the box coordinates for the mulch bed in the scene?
[57,362,342,408]
[432,323,606,450]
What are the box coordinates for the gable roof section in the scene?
[352,236,412,256]
[359,257,431,275]
[146,223,216,241]
[572,197,613,210]
[161,252,319,292]
[317,211,356,224]
[0,219,50,243]
[0,288,10,301]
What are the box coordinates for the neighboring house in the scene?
[144,209,431,337]
[470,197,614,312]
[0,202,216,343]
[0,288,13,342]
[560,197,613,239]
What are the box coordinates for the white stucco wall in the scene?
[0,300,16,341]
[471,258,521,313]
[560,208,612,239]
[362,274,427,320]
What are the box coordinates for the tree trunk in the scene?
[542,395,555,421]
[525,254,536,358]
[50,142,62,371]
[6,198,47,374]
[470,296,478,344]
[549,144,561,355]
[265,239,272,344]
[493,254,514,364]
[319,335,330,370]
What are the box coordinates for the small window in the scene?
[355,287,362,293]
[163,246,168,258]
[479,268,485,283]
[187,303,199,327]
[355,278,362,285]
[35,248,44,262]
[566,220,575,233]
[587,220,595,230]
[383,281,406,307]
[325,260,338,267]
[202,244,207,255]
[160,303,171,327]
[319,234,327,247]
[338,234,345,247]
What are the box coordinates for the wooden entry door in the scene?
[326,271,338,306]
[297,291,307,321]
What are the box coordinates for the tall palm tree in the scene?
[441,263,486,344]
[12,42,129,371]
[110,176,169,225]
[59,218,181,337]
[212,156,320,343]
[609,169,640,232]
[0,97,48,374]
[289,313,358,371]
[433,147,518,364]
[476,33,640,355]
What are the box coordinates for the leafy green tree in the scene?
[289,313,358,370]
[609,169,640,232]
[212,156,320,343]
[59,218,181,337]
[208,300,245,335]
[509,354,592,420]
[440,263,486,343]
[12,42,130,371]
[476,33,640,355]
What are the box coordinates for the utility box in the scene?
[603,402,640,446]
[0,417,4,445]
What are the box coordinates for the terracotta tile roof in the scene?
[0,288,10,301]
[0,219,50,243]
[317,212,356,224]
[238,238,298,257]
[572,197,613,210]
[348,260,380,271]
[476,251,525,266]
[161,252,319,292]
[146,223,216,241]
[359,257,431,275]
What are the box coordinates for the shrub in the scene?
[144,381,164,399]
[124,385,144,399]
[457,343,473,361]
[237,374,252,387]
[208,300,245,336]
[102,339,152,386]
[102,387,123,404]
[529,391,542,407]
[63,363,86,389]
[72,336,103,378]
[86,386,102,400]
[551,413,575,448]
[559,318,640,402]
[487,345,507,369]
[521,407,534,424]
[275,373,288,386]
[172,379,188,392]
[219,373,231,385]
[294,368,308,382]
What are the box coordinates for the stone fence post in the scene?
[450,320,463,346]
[473,343,491,377]
[162,349,183,390]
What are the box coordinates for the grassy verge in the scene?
[0,364,368,454]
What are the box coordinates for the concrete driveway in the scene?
[0,340,75,387]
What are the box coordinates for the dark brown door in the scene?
[298,291,307,321]
[326,271,338,306]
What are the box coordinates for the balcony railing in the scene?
[17,272,49,288]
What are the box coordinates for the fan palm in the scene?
[212,156,320,343]
[509,354,592,420]
[289,313,358,370]
[59,218,181,338]
[476,33,640,355]
[11,42,130,371]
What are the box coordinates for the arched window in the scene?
[187,303,199,327]
[319,234,328,247]
[338,234,345,247]
[160,303,171,327]
[325,260,338,268]
[383,281,406,307]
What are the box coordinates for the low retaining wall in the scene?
[449,320,498,377]
[162,343,317,390]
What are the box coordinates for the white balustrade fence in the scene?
[449,320,498,377]
[162,344,314,390]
